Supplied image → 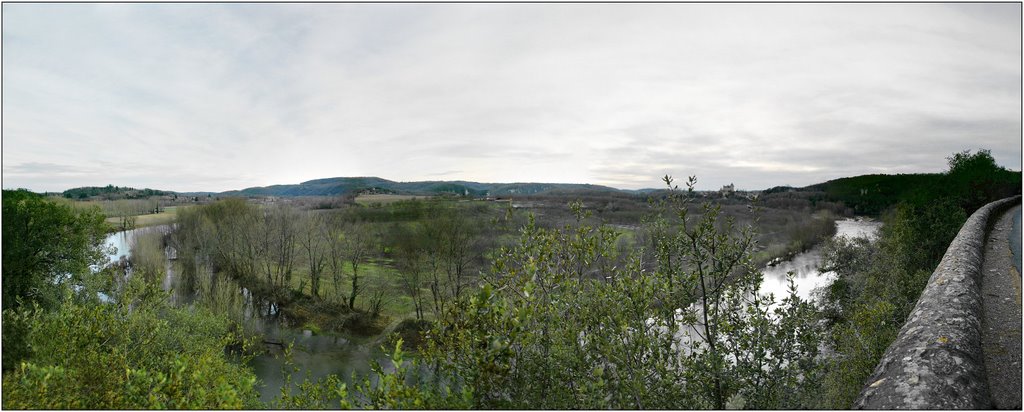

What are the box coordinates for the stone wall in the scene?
[854,195,1021,409]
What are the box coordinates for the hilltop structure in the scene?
[720,183,735,198]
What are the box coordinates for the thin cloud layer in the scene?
[3,3,1020,192]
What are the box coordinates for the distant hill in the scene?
[59,168,1019,213]
[219,177,630,197]
[800,173,942,215]
[62,185,170,200]
[53,178,677,200]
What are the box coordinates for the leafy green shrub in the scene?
[392,318,431,349]
[301,322,322,335]
[409,178,823,409]
[1,281,261,409]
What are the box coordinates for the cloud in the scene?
[2,3,1020,192]
[424,170,463,177]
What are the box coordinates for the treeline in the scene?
[62,184,169,200]
[804,150,1020,215]
[71,198,163,231]
[815,149,1021,406]
[74,198,162,217]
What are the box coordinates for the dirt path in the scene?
[1011,206,1021,274]
[980,205,1022,409]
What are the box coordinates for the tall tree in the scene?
[322,214,348,304]
[392,223,428,320]
[2,190,107,311]
[298,212,329,299]
[264,205,298,290]
[422,207,479,317]
[944,148,1019,212]
[342,221,375,309]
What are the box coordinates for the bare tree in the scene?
[422,207,478,317]
[342,221,375,310]
[392,223,428,320]
[298,212,329,299]
[366,277,393,319]
[263,205,299,290]
[322,214,347,304]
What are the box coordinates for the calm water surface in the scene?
[103,225,173,264]
[759,218,882,302]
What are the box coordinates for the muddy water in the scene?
[247,323,388,403]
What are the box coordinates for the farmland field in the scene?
[103,205,186,229]
[354,194,429,205]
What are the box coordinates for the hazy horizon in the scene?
[8,169,1024,195]
[3,3,1021,193]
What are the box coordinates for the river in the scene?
[759,218,882,302]
[246,324,388,403]
[103,225,174,265]
[100,225,177,299]
[669,217,884,357]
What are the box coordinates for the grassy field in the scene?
[287,259,418,318]
[104,206,186,229]
[354,194,429,205]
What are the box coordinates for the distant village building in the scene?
[720,184,735,198]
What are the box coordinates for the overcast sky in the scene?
[3,3,1021,193]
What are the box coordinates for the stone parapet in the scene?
[855,195,1021,409]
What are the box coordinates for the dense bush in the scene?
[2,280,261,409]
[405,179,824,409]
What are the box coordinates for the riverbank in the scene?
[750,210,841,269]
[758,217,881,302]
